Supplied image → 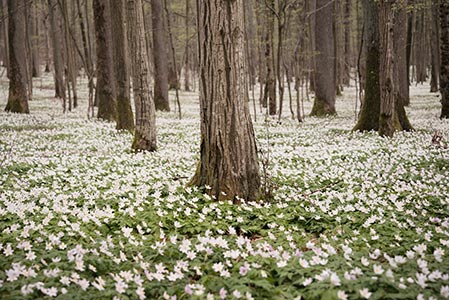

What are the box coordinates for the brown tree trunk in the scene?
[378,0,395,138]
[354,0,380,131]
[440,0,449,118]
[310,0,336,116]
[1,0,9,75]
[184,0,191,91]
[110,0,134,131]
[127,0,157,151]
[48,0,65,101]
[394,0,413,131]
[151,0,170,111]
[190,0,260,202]
[430,1,440,93]
[31,1,41,78]
[343,0,351,86]
[93,0,116,121]
[262,0,276,115]
[5,0,29,113]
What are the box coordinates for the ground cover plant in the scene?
[1,76,449,299]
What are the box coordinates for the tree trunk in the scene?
[1,0,9,75]
[262,0,276,115]
[127,0,157,151]
[343,0,351,86]
[93,0,116,121]
[5,0,29,113]
[31,1,41,78]
[110,0,134,131]
[353,0,380,131]
[151,0,170,111]
[190,0,260,202]
[440,0,449,118]
[184,0,191,91]
[394,0,413,131]
[48,0,65,100]
[430,1,440,93]
[310,0,336,116]
[378,0,395,138]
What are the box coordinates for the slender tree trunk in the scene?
[343,0,351,86]
[354,0,380,131]
[31,1,41,77]
[1,0,9,75]
[48,0,65,101]
[151,0,170,111]
[5,0,29,113]
[184,0,190,91]
[244,0,257,87]
[93,0,116,121]
[310,0,336,116]
[190,0,260,201]
[127,0,157,151]
[430,0,440,93]
[110,0,134,131]
[440,0,449,118]
[378,0,395,138]
[262,0,276,115]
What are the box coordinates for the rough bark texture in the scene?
[93,0,116,121]
[441,1,449,119]
[378,0,395,138]
[354,0,380,131]
[48,0,65,99]
[110,0,134,131]
[394,0,413,131]
[190,0,260,201]
[5,0,29,113]
[310,0,336,116]
[151,0,170,111]
[127,0,157,151]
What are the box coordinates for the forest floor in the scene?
[1,73,449,300]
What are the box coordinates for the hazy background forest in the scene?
[1,0,449,299]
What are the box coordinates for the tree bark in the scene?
[127,0,157,151]
[310,0,336,116]
[440,0,449,118]
[151,0,170,111]
[110,0,134,131]
[394,0,413,131]
[190,0,260,201]
[378,0,395,138]
[93,0,116,121]
[343,0,351,86]
[430,1,440,93]
[353,0,380,131]
[5,0,29,113]
[262,0,276,115]
[48,0,65,100]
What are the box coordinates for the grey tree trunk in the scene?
[310,0,336,116]
[151,0,170,111]
[127,0,157,151]
[430,1,440,93]
[262,0,276,115]
[110,0,134,131]
[343,0,351,86]
[48,0,65,100]
[440,0,449,118]
[93,0,117,121]
[353,0,380,131]
[190,0,260,202]
[378,0,395,138]
[5,0,29,113]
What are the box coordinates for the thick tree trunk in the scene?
[93,0,116,121]
[378,0,395,138]
[48,0,65,100]
[5,0,29,113]
[190,0,260,201]
[151,0,170,111]
[354,0,380,131]
[311,0,336,116]
[110,0,134,131]
[1,0,9,75]
[440,1,449,118]
[394,0,413,131]
[127,0,157,151]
